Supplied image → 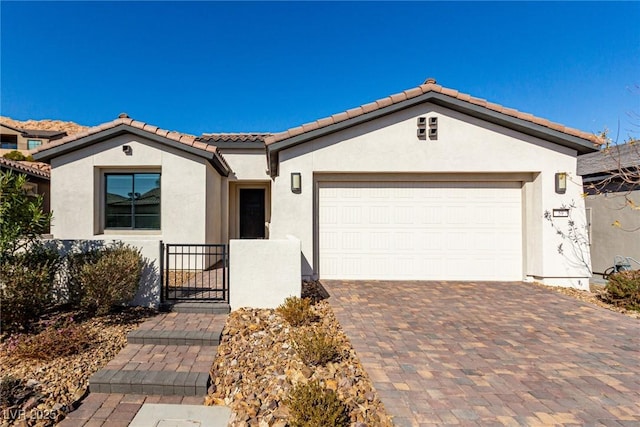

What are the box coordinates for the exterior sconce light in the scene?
[555,172,567,194]
[291,172,302,194]
[122,145,132,155]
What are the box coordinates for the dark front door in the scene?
[239,188,265,239]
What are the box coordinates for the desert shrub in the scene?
[2,150,27,161]
[0,246,61,332]
[277,297,316,326]
[0,375,23,407]
[7,317,95,361]
[79,244,142,315]
[286,380,350,427]
[64,248,104,307]
[292,328,341,366]
[604,270,640,311]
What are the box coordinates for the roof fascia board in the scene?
[211,141,266,150]
[427,95,597,154]
[210,154,231,177]
[33,125,213,161]
[32,125,231,177]
[33,125,231,176]
[266,92,598,176]
[23,131,66,138]
[0,123,27,134]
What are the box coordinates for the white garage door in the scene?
[318,181,523,281]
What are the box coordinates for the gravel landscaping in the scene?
[1,279,636,426]
[536,283,640,319]
[205,297,393,426]
[0,307,157,426]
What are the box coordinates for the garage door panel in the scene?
[318,181,523,281]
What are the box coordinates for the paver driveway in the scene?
[323,281,640,426]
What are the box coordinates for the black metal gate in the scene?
[160,242,228,302]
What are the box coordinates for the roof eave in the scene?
[266,92,599,176]
[207,141,266,150]
[33,124,231,177]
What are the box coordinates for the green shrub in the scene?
[0,247,60,332]
[286,380,350,427]
[65,248,103,307]
[604,270,640,311]
[2,150,27,161]
[79,244,142,315]
[8,317,95,361]
[293,328,341,366]
[0,170,52,261]
[277,297,316,326]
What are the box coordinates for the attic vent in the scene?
[118,112,130,119]
[423,77,437,85]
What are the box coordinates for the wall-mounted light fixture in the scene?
[122,145,132,155]
[555,172,567,194]
[291,172,302,194]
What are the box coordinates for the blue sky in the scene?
[1,1,639,142]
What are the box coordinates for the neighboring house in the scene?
[33,79,601,289]
[0,122,67,155]
[578,143,640,277]
[0,157,52,232]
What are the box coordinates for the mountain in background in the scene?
[1,116,89,135]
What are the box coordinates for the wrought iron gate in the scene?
[160,242,228,302]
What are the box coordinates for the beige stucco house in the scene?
[33,79,601,290]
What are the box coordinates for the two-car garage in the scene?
[317,179,524,281]
[265,82,598,286]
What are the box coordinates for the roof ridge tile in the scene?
[264,80,603,147]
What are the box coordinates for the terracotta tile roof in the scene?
[32,113,231,174]
[33,114,211,154]
[199,133,271,143]
[264,80,603,146]
[0,157,51,179]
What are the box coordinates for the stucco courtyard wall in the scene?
[45,238,162,308]
[229,237,301,310]
[268,103,591,288]
[586,189,640,275]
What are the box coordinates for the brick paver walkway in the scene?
[59,393,204,427]
[324,280,640,427]
[58,312,227,426]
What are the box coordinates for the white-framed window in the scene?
[105,172,161,229]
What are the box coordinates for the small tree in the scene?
[0,170,56,331]
[0,170,52,261]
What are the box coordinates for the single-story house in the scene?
[33,78,601,290]
[578,142,640,277]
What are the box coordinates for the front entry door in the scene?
[239,188,265,239]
